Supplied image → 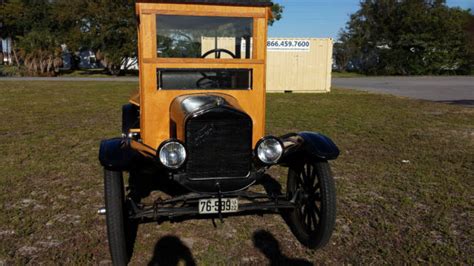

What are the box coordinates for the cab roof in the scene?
[136,0,273,7]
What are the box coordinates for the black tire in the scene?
[284,160,336,249]
[104,169,132,265]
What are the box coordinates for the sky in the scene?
[269,0,474,40]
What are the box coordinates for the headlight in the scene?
[256,137,284,165]
[158,140,187,169]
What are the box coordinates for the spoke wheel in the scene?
[284,160,336,249]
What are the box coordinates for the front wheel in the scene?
[284,160,336,249]
[104,169,135,265]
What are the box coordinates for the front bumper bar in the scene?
[128,191,296,222]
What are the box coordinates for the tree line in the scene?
[1,0,137,75]
[334,0,474,75]
[6,0,470,76]
[0,0,283,76]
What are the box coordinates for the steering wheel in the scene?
[201,48,237,60]
[197,49,237,89]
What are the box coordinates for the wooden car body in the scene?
[133,0,272,149]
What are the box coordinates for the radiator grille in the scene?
[185,108,252,179]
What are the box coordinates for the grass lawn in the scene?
[0,81,472,264]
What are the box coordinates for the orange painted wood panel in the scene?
[143,58,264,65]
[138,3,266,17]
[142,9,264,18]
[140,64,266,149]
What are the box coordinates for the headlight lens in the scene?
[158,141,186,169]
[257,137,283,164]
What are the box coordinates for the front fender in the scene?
[279,132,339,164]
[298,131,340,160]
[99,138,139,171]
[99,138,159,171]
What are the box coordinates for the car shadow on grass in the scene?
[148,235,196,266]
[252,230,313,266]
[145,231,312,266]
[254,176,312,265]
[144,174,310,265]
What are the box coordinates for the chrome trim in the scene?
[97,207,106,215]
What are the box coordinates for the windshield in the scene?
[156,15,253,59]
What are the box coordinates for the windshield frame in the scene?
[140,6,267,64]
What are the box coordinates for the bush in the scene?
[0,65,25,77]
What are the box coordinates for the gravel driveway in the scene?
[332,76,474,105]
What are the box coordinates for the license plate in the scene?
[198,198,239,214]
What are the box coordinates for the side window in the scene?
[156,15,253,59]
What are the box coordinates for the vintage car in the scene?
[98,0,339,264]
